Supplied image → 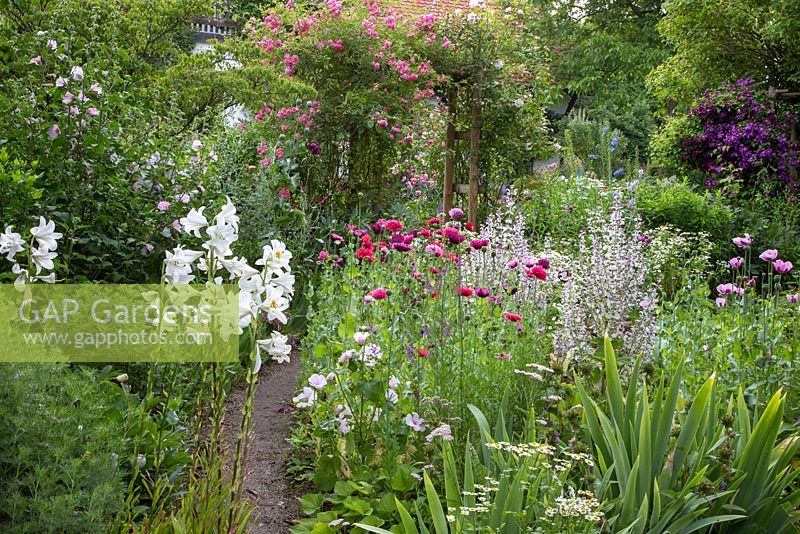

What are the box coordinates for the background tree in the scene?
[648,0,800,111]
[528,0,668,155]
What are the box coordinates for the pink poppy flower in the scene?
[774,259,793,274]
[759,249,778,262]
[716,283,734,295]
[732,234,753,248]
[370,288,388,300]
[729,257,744,268]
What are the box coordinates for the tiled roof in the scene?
[387,0,473,16]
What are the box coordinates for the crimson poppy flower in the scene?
[370,288,387,299]
[475,287,490,298]
[444,227,465,244]
[355,247,375,262]
[458,287,474,297]
[470,239,489,250]
[385,219,404,233]
[504,312,522,322]
[417,347,430,358]
[527,266,547,281]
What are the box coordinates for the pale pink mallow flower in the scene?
[404,412,426,432]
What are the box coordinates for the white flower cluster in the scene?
[555,202,656,362]
[544,489,603,523]
[0,217,62,284]
[167,198,294,371]
[486,441,556,458]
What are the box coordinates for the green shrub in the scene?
[0,364,127,533]
[635,178,732,243]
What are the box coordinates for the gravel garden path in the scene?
[224,349,302,533]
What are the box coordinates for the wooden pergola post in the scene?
[468,84,481,229]
[442,82,481,228]
[443,87,456,220]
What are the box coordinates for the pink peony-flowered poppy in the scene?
[370,288,388,300]
[774,259,793,274]
[759,249,778,262]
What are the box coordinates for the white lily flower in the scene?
[0,226,25,261]
[238,291,257,331]
[164,246,203,284]
[255,331,292,365]
[220,256,258,280]
[31,246,57,274]
[29,217,62,252]
[165,246,203,267]
[12,263,29,285]
[270,270,296,296]
[36,273,57,283]
[203,222,236,257]
[180,207,208,238]
[255,239,292,275]
[214,196,239,232]
[239,272,266,295]
[260,284,289,324]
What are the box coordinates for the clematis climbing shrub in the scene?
[678,79,800,195]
